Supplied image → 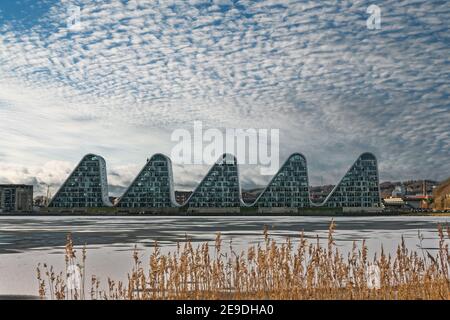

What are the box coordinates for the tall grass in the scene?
[36,222,449,300]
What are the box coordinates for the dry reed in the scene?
[36,222,450,300]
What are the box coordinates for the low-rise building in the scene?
[0,184,34,213]
[383,197,405,208]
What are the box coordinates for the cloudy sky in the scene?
[0,0,449,196]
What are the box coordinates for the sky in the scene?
[0,0,449,196]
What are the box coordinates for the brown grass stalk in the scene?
[37,223,450,300]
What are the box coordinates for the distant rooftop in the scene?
[0,184,33,188]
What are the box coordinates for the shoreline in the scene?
[1,212,449,217]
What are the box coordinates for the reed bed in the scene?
[36,222,449,300]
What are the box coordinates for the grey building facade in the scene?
[0,184,33,212]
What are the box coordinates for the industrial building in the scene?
[47,152,382,213]
[0,184,33,213]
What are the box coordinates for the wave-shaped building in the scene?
[184,154,241,213]
[116,154,176,208]
[252,153,310,210]
[48,154,112,208]
[48,152,381,213]
[320,153,381,208]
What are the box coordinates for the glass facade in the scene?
[49,154,112,208]
[117,154,175,208]
[254,153,310,208]
[48,152,382,211]
[186,154,241,208]
[0,185,34,212]
[323,153,381,208]
[0,187,16,212]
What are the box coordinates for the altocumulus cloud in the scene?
[0,0,449,196]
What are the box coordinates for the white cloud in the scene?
[0,0,449,195]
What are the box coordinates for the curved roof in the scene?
[116,153,178,207]
[250,153,310,207]
[48,152,382,209]
[315,152,380,207]
[48,153,112,207]
[183,153,242,207]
